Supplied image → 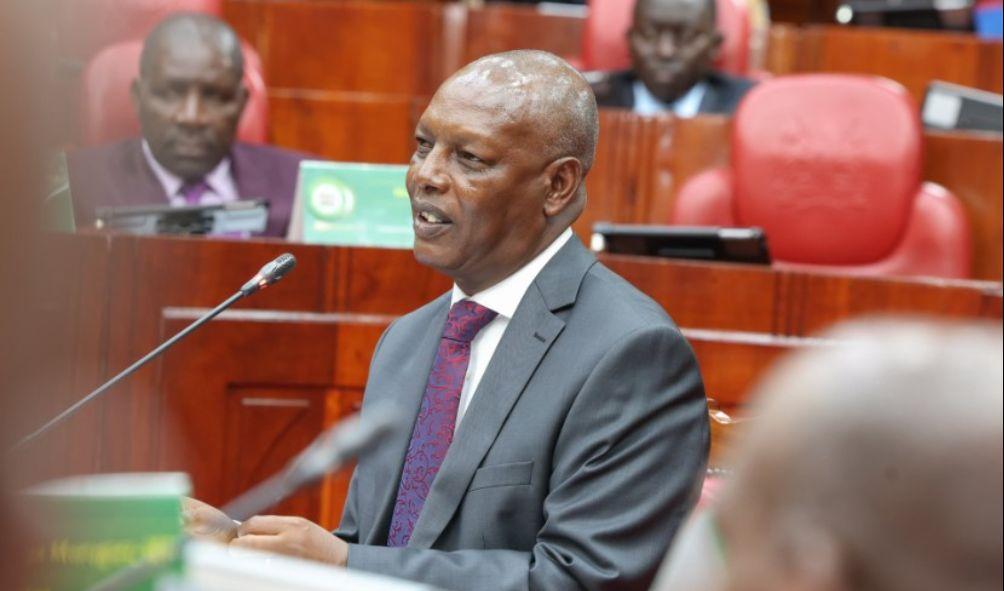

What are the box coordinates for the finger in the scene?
[230,533,284,553]
[238,515,299,536]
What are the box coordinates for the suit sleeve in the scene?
[344,324,710,591]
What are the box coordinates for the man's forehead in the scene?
[637,0,710,25]
[148,39,238,81]
[422,76,533,132]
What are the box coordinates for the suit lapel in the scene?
[363,295,450,545]
[407,237,597,548]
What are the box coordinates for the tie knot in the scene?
[443,300,497,343]
[179,180,211,205]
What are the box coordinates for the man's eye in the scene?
[415,138,432,152]
[459,151,482,163]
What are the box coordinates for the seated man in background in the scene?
[186,50,709,591]
[67,14,303,237]
[653,318,1003,591]
[591,0,756,116]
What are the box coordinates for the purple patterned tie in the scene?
[178,180,210,206]
[386,300,498,547]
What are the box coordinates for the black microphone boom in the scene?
[11,253,298,453]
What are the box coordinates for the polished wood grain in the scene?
[600,253,1003,336]
[157,308,386,528]
[766,25,1004,102]
[924,130,1004,283]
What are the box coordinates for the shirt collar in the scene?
[632,78,708,118]
[141,140,232,199]
[451,227,573,318]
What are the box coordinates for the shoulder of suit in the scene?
[575,261,677,333]
[231,141,311,168]
[584,69,634,103]
[706,70,757,92]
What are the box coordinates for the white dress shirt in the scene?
[141,140,239,206]
[632,79,708,118]
[449,227,573,428]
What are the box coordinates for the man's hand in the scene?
[182,497,239,544]
[231,515,348,567]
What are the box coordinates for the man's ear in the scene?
[235,83,249,116]
[708,30,725,60]
[542,157,583,218]
[129,78,142,117]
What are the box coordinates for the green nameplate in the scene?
[297,161,413,248]
[24,472,190,591]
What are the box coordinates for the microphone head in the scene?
[268,253,297,282]
[240,253,297,295]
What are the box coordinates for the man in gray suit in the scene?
[187,50,708,591]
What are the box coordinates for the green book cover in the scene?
[296,160,414,248]
[23,472,190,591]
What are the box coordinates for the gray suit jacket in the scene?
[336,237,709,591]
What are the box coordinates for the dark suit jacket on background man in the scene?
[66,138,304,238]
[590,69,755,115]
[335,236,709,591]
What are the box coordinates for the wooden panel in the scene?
[223,386,328,519]
[98,236,335,473]
[268,90,419,163]
[767,0,841,24]
[924,131,1003,282]
[601,253,1002,336]
[767,25,1004,103]
[578,111,731,239]
[462,3,584,64]
[156,309,387,518]
[11,233,112,485]
[224,0,450,95]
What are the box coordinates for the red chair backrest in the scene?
[58,0,223,64]
[79,40,268,147]
[581,0,752,75]
[730,75,922,264]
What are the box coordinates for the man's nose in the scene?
[175,89,207,126]
[655,31,678,59]
[412,145,450,194]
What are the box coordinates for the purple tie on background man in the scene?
[387,300,498,547]
[178,180,210,206]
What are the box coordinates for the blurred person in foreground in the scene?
[66,13,304,237]
[185,49,709,591]
[652,318,1003,591]
[591,0,756,116]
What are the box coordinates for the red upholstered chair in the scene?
[580,0,753,75]
[672,74,972,279]
[58,0,223,64]
[79,40,268,146]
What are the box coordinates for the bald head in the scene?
[140,13,243,80]
[718,319,1003,591]
[443,50,599,175]
[634,0,716,26]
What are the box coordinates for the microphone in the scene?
[11,253,298,453]
[240,252,296,296]
[222,405,402,522]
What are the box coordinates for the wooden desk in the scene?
[20,233,1001,526]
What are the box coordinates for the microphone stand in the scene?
[11,253,296,453]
